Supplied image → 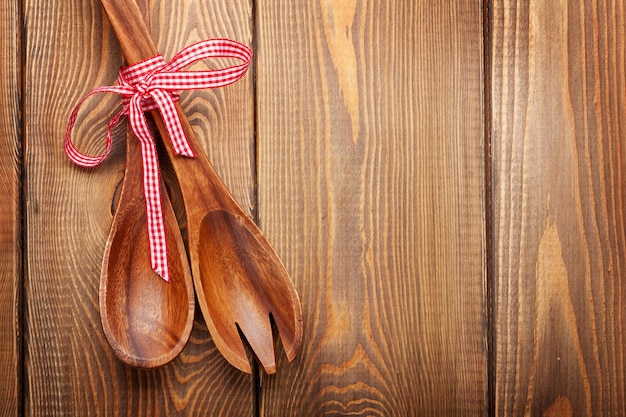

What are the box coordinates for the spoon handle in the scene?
[100,0,157,64]
[100,0,241,215]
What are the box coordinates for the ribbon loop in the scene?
[65,39,252,281]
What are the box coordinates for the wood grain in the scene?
[24,0,255,415]
[257,1,487,415]
[15,0,626,414]
[492,0,626,415]
[0,1,21,415]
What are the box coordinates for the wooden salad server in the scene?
[99,0,303,373]
[100,125,195,368]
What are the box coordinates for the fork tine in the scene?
[273,309,303,363]
[206,319,252,373]
[238,312,276,374]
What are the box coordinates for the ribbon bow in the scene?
[65,39,252,282]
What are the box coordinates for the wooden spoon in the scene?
[99,126,195,368]
[100,0,303,374]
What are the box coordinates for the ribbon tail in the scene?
[150,89,196,157]
[130,98,170,282]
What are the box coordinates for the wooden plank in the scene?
[257,1,487,415]
[0,1,21,415]
[24,0,255,415]
[492,0,626,415]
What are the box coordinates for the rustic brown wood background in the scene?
[0,0,624,415]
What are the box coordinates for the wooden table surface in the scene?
[0,0,624,415]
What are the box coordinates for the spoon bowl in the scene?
[100,128,195,368]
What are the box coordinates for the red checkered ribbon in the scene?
[65,39,252,282]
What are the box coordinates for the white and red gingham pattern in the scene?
[65,39,252,282]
